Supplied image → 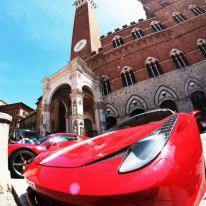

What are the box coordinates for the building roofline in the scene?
[0,100,7,104]
[0,102,34,112]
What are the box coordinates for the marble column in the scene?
[41,103,51,136]
[65,112,72,133]
[94,102,106,135]
[70,89,85,135]
[0,113,16,206]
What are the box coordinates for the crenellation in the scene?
[74,0,97,9]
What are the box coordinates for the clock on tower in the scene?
[74,39,87,53]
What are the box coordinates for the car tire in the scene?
[9,149,37,178]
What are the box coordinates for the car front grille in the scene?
[159,115,178,138]
[27,187,67,206]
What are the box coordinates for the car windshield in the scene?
[34,134,79,145]
[108,109,174,132]
[34,136,50,145]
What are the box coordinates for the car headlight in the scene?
[119,115,178,174]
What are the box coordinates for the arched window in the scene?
[84,119,94,137]
[146,57,164,78]
[106,116,117,130]
[170,49,190,69]
[101,76,111,95]
[172,12,187,23]
[150,21,165,32]
[161,1,169,7]
[112,36,124,48]
[191,91,206,112]
[197,39,206,58]
[160,100,177,112]
[131,28,144,40]
[130,109,145,117]
[189,5,205,16]
[121,66,136,87]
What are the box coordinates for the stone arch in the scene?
[105,103,119,118]
[184,77,203,97]
[145,57,159,65]
[100,75,109,80]
[105,103,119,130]
[197,39,206,46]
[48,83,72,105]
[131,27,142,33]
[190,91,206,112]
[125,95,148,116]
[170,48,183,56]
[113,35,122,41]
[49,84,72,133]
[81,83,96,99]
[150,21,160,26]
[189,5,197,10]
[121,66,134,74]
[160,100,178,111]
[155,85,178,106]
[59,99,69,113]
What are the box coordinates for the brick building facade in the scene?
[39,0,206,136]
[0,103,34,135]
[19,110,37,132]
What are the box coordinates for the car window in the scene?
[34,135,50,145]
[53,135,78,144]
[108,109,174,132]
[16,130,37,140]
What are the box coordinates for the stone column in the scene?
[0,113,16,206]
[70,89,85,135]
[65,112,72,133]
[41,103,51,136]
[94,102,106,135]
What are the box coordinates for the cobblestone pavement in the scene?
[12,134,206,206]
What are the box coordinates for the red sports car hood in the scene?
[35,121,164,168]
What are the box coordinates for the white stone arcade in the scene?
[41,57,106,136]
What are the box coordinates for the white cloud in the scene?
[1,0,73,51]
[1,0,145,50]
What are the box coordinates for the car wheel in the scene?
[9,150,37,178]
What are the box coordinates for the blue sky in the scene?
[0,0,145,108]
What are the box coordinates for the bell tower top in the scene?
[71,0,101,61]
[74,0,97,9]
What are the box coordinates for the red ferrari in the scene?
[9,133,87,178]
[24,109,206,206]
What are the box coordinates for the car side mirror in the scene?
[190,110,201,118]
[46,144,52,149]
[43,140,53,149]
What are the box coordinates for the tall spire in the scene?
[70,0,101,60]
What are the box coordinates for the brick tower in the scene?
[71,0,101,60]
